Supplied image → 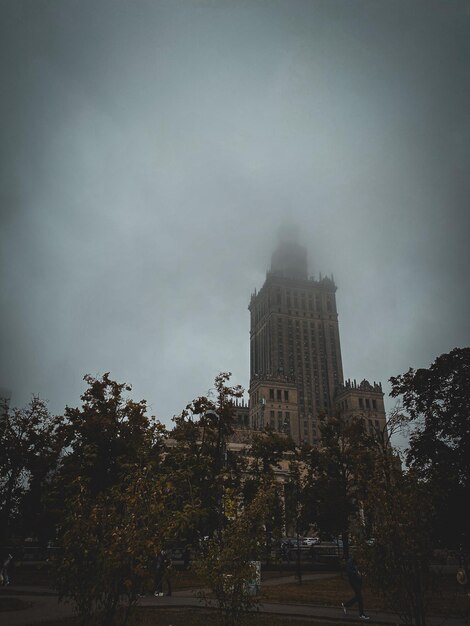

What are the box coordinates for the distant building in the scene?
[246,228,385,446]
[249,376,299,437]
[232,398,250,429]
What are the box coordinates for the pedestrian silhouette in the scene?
[341,556,369,620]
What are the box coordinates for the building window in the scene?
[365,398,370,409]
[277,411,282,419]
[284,390,289,402]
[269,389,274,400]
[372,399,377,410]
[277,389,282,401]
[359,398,364,409]
[270,410,275,419]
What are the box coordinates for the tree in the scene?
[283,454,306,582]
[0,396,62,545]
[244,430,295,560]
[390,347,470,549]
[194,484,275,626]
[302,417,373,558]
[357,428,436,626]
[56,468,198,626]
[53,374,174,626]
[53,373,165,504]
[248,430,295,479]
[169,372,245,542]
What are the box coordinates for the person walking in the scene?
[341,556,369,620]
[182,545,191,570]
[153,549,172,597]
[1,554,13,586]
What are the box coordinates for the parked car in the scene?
[302,537,320,547]
[280,537,298,548]
[280,537,310,552]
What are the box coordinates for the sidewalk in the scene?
[1,577,467,626]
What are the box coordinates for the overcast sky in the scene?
[1,0,469,431]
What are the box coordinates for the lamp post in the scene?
[289,462,303,585]
[295,491,302,584]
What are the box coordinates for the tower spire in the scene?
[271,220,308,280]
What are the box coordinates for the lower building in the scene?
[249,375,300,442]
[335,379,387,435]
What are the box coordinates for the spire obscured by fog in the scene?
[271,221,308,280]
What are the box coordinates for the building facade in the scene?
[231,227,388,447]
[335,379,387,435]
[249,375,299,438]
[248,233,344,445]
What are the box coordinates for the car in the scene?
[280,537,298,548]
[302,537,320,547]
[280,537,312,552]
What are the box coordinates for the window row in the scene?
[269,410,290,420]
[269,388,290,402]
[359,397,378,410]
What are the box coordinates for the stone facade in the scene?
[335,379,387,435]
[248,236,344,445]
[249,376,300,442]
[232,399,250,430]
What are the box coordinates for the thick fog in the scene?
[1,1,469,427]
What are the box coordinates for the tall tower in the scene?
[248,231,344,445]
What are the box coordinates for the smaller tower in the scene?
[335,379,387,435]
